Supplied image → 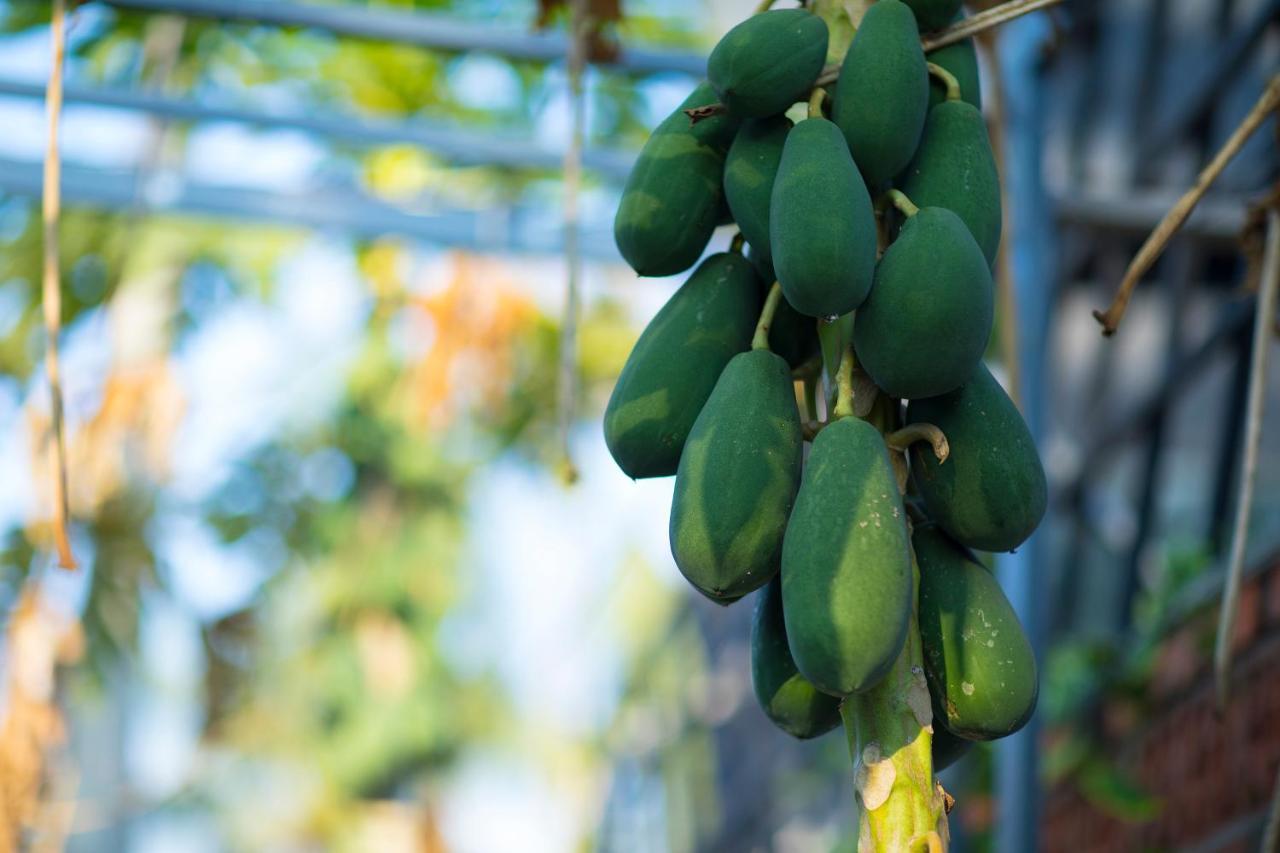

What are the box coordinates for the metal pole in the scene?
[100,0,706,76]
[996,12,1057,853]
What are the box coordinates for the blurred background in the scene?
[0,0,1276,851]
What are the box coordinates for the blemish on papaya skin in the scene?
[856,742,896,811]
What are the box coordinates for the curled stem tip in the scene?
[807,87,827,119]
[753,0,779,12]
[886,423,949,463]
[752,282,784,351]
[926,62,962,102]
[887,188,920,219]
[832,345,856,419]
[730,231,746,254]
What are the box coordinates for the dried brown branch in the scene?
[42,0,75,570]
[1213,208,1280,711]
[921,0,1063,51]
[1094,75,1280,336]
[813,0,1064,86]
[983,37,1023,411]
[556,0,588,485]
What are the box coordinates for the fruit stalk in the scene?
[753,281,785,351]
[842,552,949,852]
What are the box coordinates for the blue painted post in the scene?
[995,13,1058,853]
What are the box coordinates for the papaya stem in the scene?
[753,0,779,12]
[730,231,746,254]
[807,87,827,120]
[803,373,819,422]
[752,282,784,351]
[886,189,919,219]
[832,345,856,419]
[885,423,950,463]
[925,62,962,103]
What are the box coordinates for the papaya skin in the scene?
[907,364,1048,553]
[913,523,1039,740]
[604,253,761,479]
[751,576,842,739]
[832,0,929,190]
[669,349,803,601]
[725,116,790,270]
[707,9,829,118]
[781,416,912,696]
[854,206,993,400]
[902,0,964,32]
[899,99,1002,266]
[614,82,740,277]
[770,117,877,318]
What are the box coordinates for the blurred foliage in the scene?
[0,1,703,845]
[1040,538,1212,823]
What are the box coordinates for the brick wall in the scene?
[1042,556,1280,852]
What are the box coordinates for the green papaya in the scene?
[670,349,802,600]
[926,25,981,109]
[614,83,740,277]
[902,0,963,32]
[854,206,993,399]
[907,364,1047,552]
[914,523,1038,739]
[781,416,911,696]
[604,253,761,479]
[832,0,928,189]
[932,722,974,771]
[751,576,842,739]
[770,118,877,318]
[707,9,829,118]
[899,99,1002,266]
[725,116,790,269]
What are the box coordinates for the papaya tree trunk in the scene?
[841,554,949,851]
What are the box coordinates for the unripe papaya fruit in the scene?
[832,0,928,189]
[670,349,803,600]
[751,576,842,739]
[932,722,974,771]
[926,26,981,109]
[907,364,1047,552]
[707,9,829,118]
[902,0,963,32]
[725,116,790,269]
[854,206,993,399]
[899,99,1002,266]
[770,118,877,318]
[604,253,761,479]
[781,417,911,696]
[614,83,740,277]
[914,523,1038,739]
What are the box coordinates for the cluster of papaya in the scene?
[605,0,1045,770]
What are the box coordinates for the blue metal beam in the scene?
[99,0,708,76]
[0,78,638,180]
[0,156,623,259]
